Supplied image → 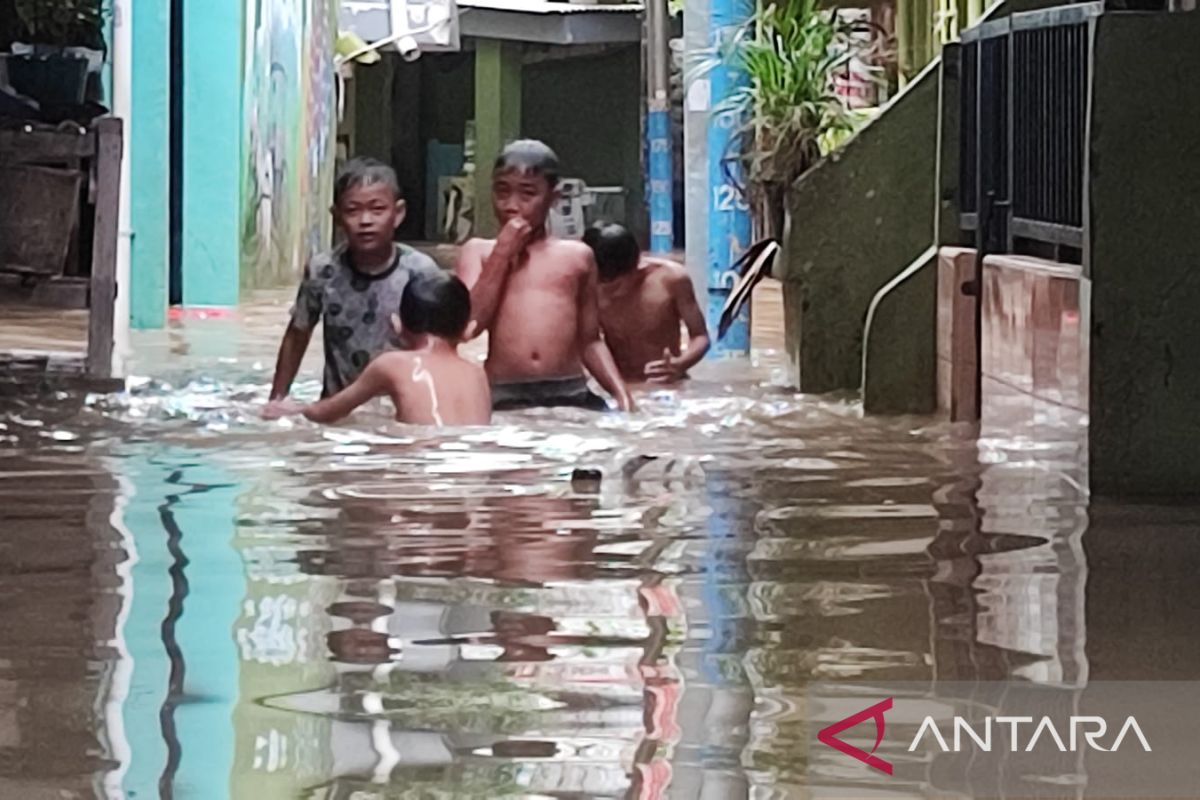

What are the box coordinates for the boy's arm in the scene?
[646,271,711,383]
[268,263,323,400]
[269,324,314,400]
[302,359,388,424]
[578,253,635,412]
[456,218,531,338]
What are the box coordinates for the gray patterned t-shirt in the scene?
[291,243,441,397]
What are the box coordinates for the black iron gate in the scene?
[959,3,1096,257]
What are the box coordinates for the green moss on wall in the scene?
[783,62,940,396]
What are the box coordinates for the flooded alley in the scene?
[1,287,1198,799]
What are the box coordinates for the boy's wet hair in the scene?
[400,271,472,340]
[493,139,560,187]
[334,157,402,205]
[583,222,640,282]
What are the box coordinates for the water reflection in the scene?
[0,294,1186,799]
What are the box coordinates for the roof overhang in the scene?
[459,0,644,45]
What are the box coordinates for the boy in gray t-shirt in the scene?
[266,158,439,404]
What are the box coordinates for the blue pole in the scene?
[648,101,675,253]
[705,0,754,355]
[647,0,675,254]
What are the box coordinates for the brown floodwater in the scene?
[2,288,1199,799]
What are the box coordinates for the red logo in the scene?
[817,697,894,775]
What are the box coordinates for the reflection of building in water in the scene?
[89,449,341,798]
[0,454,122,797]
[232,478,340,798]
[273,472,688,797]
[927,417,1089,686]
[913,418,1090,798]
[96,450,303,797]
[659,469,756,800]
[1084,503,1200,680]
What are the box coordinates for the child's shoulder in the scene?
[545,237,594,272]
[395,243,440,274]
[643,257,688,283]
[551,237,591,256]
[461,236,497,254]
[303,244,349,281]
[368,350,415,378]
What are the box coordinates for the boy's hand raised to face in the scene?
[494,217,534,265]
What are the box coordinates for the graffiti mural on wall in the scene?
[242,0,337,290]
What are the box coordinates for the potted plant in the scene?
[700,0,879,240]
[5,0,105,107]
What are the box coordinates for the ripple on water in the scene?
[0,304,1106,797]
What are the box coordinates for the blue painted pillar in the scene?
[130,0,170,328]
[646,0,675,254]
[648,103,675,253]
[705,0,753,355]
[182,0,243,307]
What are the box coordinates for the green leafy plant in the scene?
[14,0,105,49]
[698,0,878,237]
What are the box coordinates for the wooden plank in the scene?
[0,127,97,162]
[85,118,122,379]
[32,278,90,309]
[0,351,125,396]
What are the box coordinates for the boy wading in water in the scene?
[265,158,440,412]
[265,272,491,425]
[455,140,635,412]
[585,222,710,384]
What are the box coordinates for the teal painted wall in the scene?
[130,0,170,328]
[101,0,114,103]
[181,0,242,307]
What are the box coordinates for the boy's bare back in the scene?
[458,235,596,383]
[280,347,490,426]
[373,350,491,425]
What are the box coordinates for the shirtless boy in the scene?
[585,222,710,384]
[455,140,634,412]
[263,271,491,426]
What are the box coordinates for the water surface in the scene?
[1,290,1197,799]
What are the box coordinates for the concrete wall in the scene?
[239,0,338,292]
[378,44,644,243]
[1087,10,1200,496]
[420,53,476,146]
[782,61,940,396]
[782,0,1074,405]
[523,45,646,241]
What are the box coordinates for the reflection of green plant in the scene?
[699,0,870,237]
[339,672,555,734]
[14,0,105,48]
[305,763,526,799]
